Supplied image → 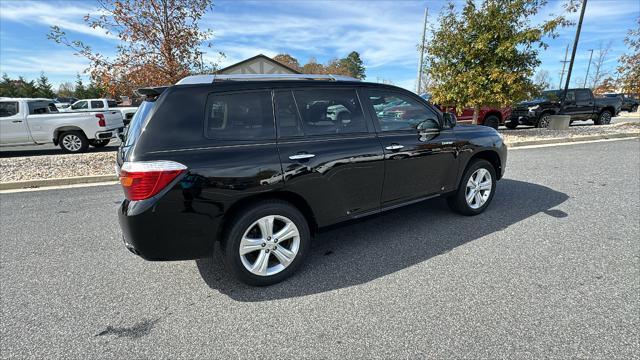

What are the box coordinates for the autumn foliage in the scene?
[49,0,215,97]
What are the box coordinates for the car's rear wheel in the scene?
[447,159,497,216]
[223,200,310,286]
[505,120,518,129]
[59,131,89,153]
[631,105,638,113]
[89,139,110,148]
[595,110,612,125]
[483,115,500,129]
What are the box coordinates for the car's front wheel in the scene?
[595,110,612,125]
[483,115,500,129]
[537,113,552,128]
[223,200,310,286]
[447,159,497,216]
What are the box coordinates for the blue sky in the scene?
[0,0,638,92]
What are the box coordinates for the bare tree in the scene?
[533,70,552,90]
[590,41,613,89]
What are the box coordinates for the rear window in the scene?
[107,100,118,108]
[124,101,155,147]
[0,102,19,117]
[91,100,104,109]
[205,91,274,141]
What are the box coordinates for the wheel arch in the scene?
[483,111,503,123]
[53,126,86,144]
[219,190,319,243]
[464,150,503,181]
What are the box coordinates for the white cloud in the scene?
[0,1,117,40]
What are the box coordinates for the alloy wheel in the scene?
[465,168,492,210]
[600,112,612,125]
[62,134,82,152]
[539,115,550,128]
[239,215,300,276]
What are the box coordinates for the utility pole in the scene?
[560,0,587,113]
[558,44,569,90]
[583,49,594,88]
[416,7,428,93]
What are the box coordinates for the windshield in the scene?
[124,101,155,147]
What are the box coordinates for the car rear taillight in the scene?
[96,113,106,127]
[119,161,187,201]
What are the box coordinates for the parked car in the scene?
[62,98,138,125]
[0,98,124,153]
[53,97,78,110]
[419,93,511,129]
[602,93,638,113]
[116,74,507,286]
[508,88,622,128]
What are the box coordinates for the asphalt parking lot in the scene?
[1,139,638,359]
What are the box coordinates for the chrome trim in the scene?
[289,153,316,160]
[385,144,404,150]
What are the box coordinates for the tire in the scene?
[89,139,110,148]
[59,131,89,153]
[505,120,518,129]
[447,159,497,216]
[222,200,311,286]
[537,113,552,128]
[632,105,638,113]
[483,115,500,129]
[594,110,612,125]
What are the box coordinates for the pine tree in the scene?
[35,72,56,99]
[74,74,87,99]
[0,73,18,97]
[340,51,366,79]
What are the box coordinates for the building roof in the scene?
[215,54,302,74]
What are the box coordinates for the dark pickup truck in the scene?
[603,93,639,113]
[507,88,622,128]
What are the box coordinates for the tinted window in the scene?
[565,91,575,102]
[124,101,155,147]
[368,90,439,132]
[0,102,19,117]
[274,91,304,137]
[576,90,591,102]
[91,100,104,108]
[107,100,118,108]
[290,89,367,136]
[28,101,58,115]
[71,101,88,110]
[205,91,274,141]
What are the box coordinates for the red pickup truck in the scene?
[420,94,511,129]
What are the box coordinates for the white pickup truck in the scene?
[0,98,124,153]
[62,99,138,125]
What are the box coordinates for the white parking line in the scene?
[510,136,638,150]
[0,181,119,194]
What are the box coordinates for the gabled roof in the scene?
[214,54,302,74]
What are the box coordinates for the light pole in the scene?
[560,0,587,113]
[416,7,428,93]
[583,49,594,88]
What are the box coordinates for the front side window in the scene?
[0,102,19,117]
[368,90,439,132]
[290,89,367,136]
[71,101,88,110]
[205,91,274,141]
[576,90,591,102]
[91,100,104,108]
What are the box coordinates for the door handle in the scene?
[385,144,404,151]
[289,153,316,160]
[11,120,22,123]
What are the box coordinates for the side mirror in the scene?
[443,112,457,127]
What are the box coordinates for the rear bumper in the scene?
[117,186,220,261]
[95,127,124,140]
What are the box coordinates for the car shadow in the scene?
[0,143,119,158]
[196,179,568,302]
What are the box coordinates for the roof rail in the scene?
[175,73,361,85]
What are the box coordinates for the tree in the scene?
[324,58,352,76]
[49,0,217,97]
[273,54,301,72]
[533,70,552,90]
[618,17,639,94]
[301,58,325,74]
[589,41,613,89]
[74,74,87,99]
[15,77,38,98]
[35,72,56,99]
[425,0,572,123]
[58,82,75,97]
[593,77,618,95]
[339,51,366,79]
[0,74,18,97]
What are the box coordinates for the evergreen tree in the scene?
[0,73,18,97]
[35,72,56,99]
[16,77,38,98]
[340,51,366,79]
[74,74,87,99]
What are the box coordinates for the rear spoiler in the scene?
[135,86,168,100]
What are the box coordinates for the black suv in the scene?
[117,74,507,285]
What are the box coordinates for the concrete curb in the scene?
[0,133,638,191]
[507,132,639,148]
[0,174,118,191]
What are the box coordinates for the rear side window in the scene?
[91,100,104,109]
[0,102,19,117]
[107,100,118,108]
[205,91,274,141]
[289,89,367,136]
[27,101,58,115]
